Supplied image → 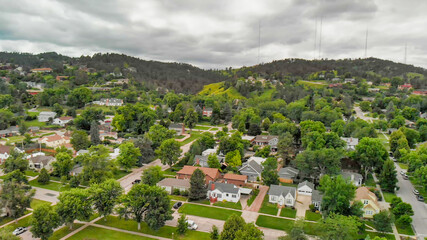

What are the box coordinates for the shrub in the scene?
[69,176,80,188]
[181,190,189,196]
[396,215,412,226]
[173,188,181,195]
[309,204,316,212]
[37,168,50,184]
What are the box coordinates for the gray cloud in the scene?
[0,0,426,69]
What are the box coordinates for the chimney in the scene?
[211,182,215,191]
[196,158,200,165]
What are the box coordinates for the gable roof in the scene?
[254,135,279,143]
[268,184,296,199]
[298,180,314,190]
[279,167,299,178]
[169,123,183,129]
[177,166,219,180]
[312,190,323,202]
[58,116,73,121]
[224,173,247,182]
[29,155,55,165]
[0,145,11,154]
[239,160,263,174]
[42,134,64,142]
[342,171,363,183]
[193,155,208,167]
[355,187,378,203]
[208,182,239,194]
[157,178,190,188]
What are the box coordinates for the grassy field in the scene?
[193,126,211,130]
[256,215,294,232]
[95,216,210,240]
[178,203,241,220]
[169,195,188,201]
[398,163,408,170]
[25,170,39,177]
[213,201,242,210]
[382,192,397,203]
[24,119,47,127]
[29,179,64,191]
[50,223,84,240]
[259,195,278,215]
[280,207,296,218]
[67,226,156,240]
[198,82,245,99]
[305,210,322,221]
[188,199,210,205]
[0,210,31,226]
[296,80,327,89]
[180,132,202,146]
[396,222,415,235]
[30,198,51,209]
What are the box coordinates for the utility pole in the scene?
[364,28,368,58]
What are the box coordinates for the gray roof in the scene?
[193,155,208,167]
[254,135,279,143]
[208,182,239,194]
[268,184,296,199]
[157,178,190,188]
[169,123,183,129]
[312,190,323,202]
[29,155,55,165]
[278,167,299,179]
[0,129,10,134]
[39,111,56,117]
[342,171,363,182]
[239,160,263,174]
[298,180,314,190]
[71,165,83,175]
[76,149,89,155]
[28,126,40,131]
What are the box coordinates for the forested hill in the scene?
[228,58,427,80]
[0,52,227,93]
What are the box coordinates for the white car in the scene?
[413,189,420,195]
[13,227,27,235]
[186,220,198,230]
[400,170,405,175]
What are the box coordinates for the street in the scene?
[354,106,375,123]
[395,163,427,238]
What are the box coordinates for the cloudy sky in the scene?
[0,0,426,69]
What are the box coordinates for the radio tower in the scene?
[318,16,323,59]
[364,28,368,58]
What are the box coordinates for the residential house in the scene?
[268,185,297,207]
[193,155,208,167]
[239,159,263,182]
[70,165,83,176]
[157,178,191,194]
[342,171,363,187]
[354,187,381,218]
[28,155,55,171]
[106,78,129,85]
[28,126,40,133]
[341,137,359,150]
[56,76,68,81]
[207,182,241,203]
[405,119,416,128]
[53,116,74,127]
[202,107,213,117]
[38,111,56,122]
[421,113,427,119]
[252,135,279,151]
[247,156,267,165]
[169,123,185,135]
[297,181,314,196]
[241,135,255,142]
[0,129,12,138]
[398,84,413,90]
[223,173,247,187]
[202,148,225,162]
[344,78,355,83]
[38,134,70,148]
[368,88,380,93]
[100,131,118,141]
[92,98,124,107]
[413,90,427,96]
[278,167,299,184]
[176,166,221,184]
[311,190,323,211]
[30,68,52,73]
[0,145,12,164]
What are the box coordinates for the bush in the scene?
[396,215,412,226]
[181,190,189,196]
[69,176,80,188]
[309,204,316,212]
[37,168,50,184]
[173,188,181,195]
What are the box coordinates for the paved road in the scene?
[33,187,59,203]
[395,163,427,238]
[354,106,375,123]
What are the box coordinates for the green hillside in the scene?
[198,82,245,99]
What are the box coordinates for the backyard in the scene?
[178,203,241,220]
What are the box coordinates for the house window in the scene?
[364,200,369,205]
[217,194,222,198]
[366,210,373,215]
[271,196,277,201]
[286,199,292,205]
[226,193,229,197]
[314,202,318,207]
[232,194,236,198]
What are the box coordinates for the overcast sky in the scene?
[0,0,426,69]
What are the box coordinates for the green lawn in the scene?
[29,179,64,191]
[30,198,51,210]
[50,223,84,240]
[305,210,322,221]
[280,182,298,188]
[398,163,408,170]
[210,127,218,131]
[175,135,186,139]
[3,214,33,229]
[280,207,296,218]
[113,170,130,180]
[162,168,179,176]
[67,226,156,240]
[188,199,210,205]
[178,203,241,220]
[396,223,415,235]
[24,119,47,127]
[180,132,202,145]
[169,195,188,201]
[0,211,31,227]
[4,135,25,144]
[259,195,278,215]
[247,190,259,207]
[364,232,395,240]
[95,216,210,240]
[255,215,294,232]
[194,126,211,130]
[382,192,396,203]
[213,201,242,210]
[25,170,39,177]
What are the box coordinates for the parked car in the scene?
[132,179,141,184]
[413,189,420,195]
[402,175,409,180]
[400,170,405,175]
[417,195,424,202]
[186,220,198,230]
[173,201,183,209]
[13,227,27,235]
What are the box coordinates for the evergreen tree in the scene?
[220,214,245,240]
[90,120,100,145]
[189,168,207,200]
[379,160,398,193]
[176,214,188,235]
[37,168,50,184]
[210,225,220,240]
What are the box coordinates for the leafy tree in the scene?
[248,123,262,136]
[220,214,246,240]
[189,168,207,200]
[353,137,388,179]
[235,222,264,240]
[318,175,356,217]
[295,148,342,182]
[210,225,220,240]
[141,166,164,186]
[392,202,414,218]
[146,124,176,149]
[255,146,271,158]
[279,219,308,240]
[57,188,93,229]
[67,87,92,108]
[261,118,271,131]
[360,101,372,112]
[390,197,402,208]
[414,165,427,191]
[399,127,420,149]
[0,179,35,220]
[80,145,113,184]
[218,133,245,156]
[118,184,172,230]
[30,204,61,240]
[396,214,412,226]
[53,151,74,177]
[176,214,188,235]
[318,214,361,240]
[2,150,28,173]
[331,119,345,137]
[0,227,20,240]
[156,139,182,166]
[3,170,27,184]
[71,130,91,151]
[379,160,398,193]
[184,108,198,131]
[210,106,221,125]
[117,141,141,171]
[207,154,221,169]
[225,150,242,167]
[52,103,63,116]
[90,120,100,145]
[89,179,123,221]
[372,211,394,233]
[38,168,50,184]
[133,137,155,165]
[277,132,295,164]
[262,157,279,186]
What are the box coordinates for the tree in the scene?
[390,197,403,209]
[141,166,164,186]
[118,184,172,230]
[400,127,420,149]
[207,154,221,169]
[189,168,207,200]
[220,214,246,240]
[146,124,176,149]
[225,150,242,167]
[277,132,295,164]
[392,202,414,218]
[80,145,113,184]
[295,148,342,182]
[53,103,63,116]
[261,118,271,131]
[67,87,92,108]
[30,204,61,240]
[38,168,50,184]
[57,188,93,229]
[353,137,388,179]
[184,108,198,131]
[117,141,141,171]
[176,214,188,235]
[2,150,28,173]
[372,211,394,233]
[318,175,356,217]
[90,120,100,145]
[156,139,182,166]
[279,219,308,240]
[18,122,27,135]
[331,119,345,137]
[235,222,264,240]
[210,225,220,240]
[318,214,361,240]
[360,101,372,112]
[71,130,91,151]
[248,123,262,136]
[379,160,398,193]
[3,170,27,184]
[396,214,412,226]
[0,227,20,240]
[0,179,35,220]
[133,137,155,165]
[262,157,279,186]
[53,151,74,177]
[89,179,123,221]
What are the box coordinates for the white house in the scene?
[38,112,56,122]
[207,182,241,203]
[38,134,70,148]
[28,155,55,171]
[268,185,297,207]
[341,137,359,150]
[0,145,23,164]
[157,178,190,194]
[252,135,279,151]
[109,148,120,160]
[247,156,267,165]
[53,116,74,126]
[297,181,314,196]
[342,171,363,187]
[92,98,123,107]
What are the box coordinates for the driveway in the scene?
[248,185,269,212]
[33,187,59,203]
[354,106,374,123]
[395,163,427,238]
[295,195,311,218]
[119,159,168,193]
